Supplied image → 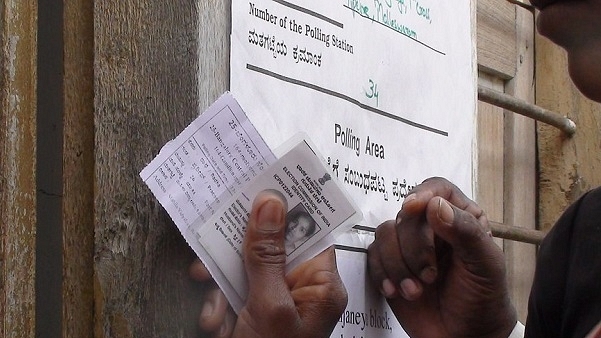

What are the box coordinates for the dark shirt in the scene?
[525,187,601,337]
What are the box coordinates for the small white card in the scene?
[186,137,362,313]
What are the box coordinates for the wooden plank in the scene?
[477,0,537,321]
[36,0,64,335]
[0,0,38,336]
[477,0,516,79]
[503,6,536,322]
[94,1,230,336]
[536,35,601,232]
[63,0,95,336]
[475,74,505,251]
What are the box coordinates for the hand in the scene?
[586,321,601,338]
[190,190,347,338]
[189,259,236,337]
[367,177,517,338]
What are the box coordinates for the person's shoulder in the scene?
[530,186,601,338]
[583,186,601,200]
[540,186,601,247]
[559,186,601,218]
[574,186,601,213]
[527,187,600,244]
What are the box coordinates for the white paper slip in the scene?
[139,92,276,232]
[186,137,363,314]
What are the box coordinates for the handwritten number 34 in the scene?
[365,79,379,106]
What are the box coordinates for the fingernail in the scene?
[395,214,403,226]
[381,278,396,298]
[420,266,437,284]
[218,322,228,336]
[257,198,285,230]
[402,193,416,206]
[200,301,213,319]
[400,278,420,300]
[438,199,454,225]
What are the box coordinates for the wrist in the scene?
[481,296,518,338]
[461,287,517,338]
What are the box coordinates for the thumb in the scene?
[243,190,292,308]
[427,197,498,268]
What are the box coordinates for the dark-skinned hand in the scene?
[190,190,347,338]
[367,177,517,338]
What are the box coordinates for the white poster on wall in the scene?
[230,1,475,337]
[231,0,475,225]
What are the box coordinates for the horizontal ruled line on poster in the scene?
[273,0,344,28]
[246,63,449,136]
[335,244,368,254]
[342,3,445,55]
